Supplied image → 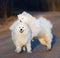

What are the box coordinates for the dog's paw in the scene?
[47,49,52,51]
[46,48,52,52]
[28,51,32,53]
[15,49,20,53]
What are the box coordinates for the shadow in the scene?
[20,45,27,53]
[31,34,56,51]
[51,34,56,49]
[31,38,40,51]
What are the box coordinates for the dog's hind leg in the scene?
[38,38,47,46]
[38,36,52,51]
[38,31,53,51]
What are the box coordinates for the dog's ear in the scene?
[17,11,26,19]
[22,11,28,15]
[22,11,33,18]
[17,14,21,19]
[9,21,18,31]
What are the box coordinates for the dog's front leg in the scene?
[15,45,21,53]
[26,41,32,53]
[14,42,22,53]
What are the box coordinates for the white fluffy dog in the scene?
[17,12,53,50]
[9,22,32,53]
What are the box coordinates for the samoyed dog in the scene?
[17,12,53,50]
[9,22,32,53]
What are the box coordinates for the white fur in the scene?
[17,12,53,50]
[10,22,32,53]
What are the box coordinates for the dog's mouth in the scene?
[20,29,24,33]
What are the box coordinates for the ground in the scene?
[0,12,60,58]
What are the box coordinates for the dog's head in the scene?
[17,11,34,24]
[15,22,30,34]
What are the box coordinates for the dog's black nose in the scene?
[20,20,22,22]
[20,29,22,31]
[20,29,23,33]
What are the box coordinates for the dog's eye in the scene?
[22,27,24,28]
[21,18,23,19]
[20,18,23,22]
[19,27,20,28]
[20,20,22,22]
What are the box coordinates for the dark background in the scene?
[7,0,60,11]
[0,0,60,20]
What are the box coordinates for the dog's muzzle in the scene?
[20,29,24,33]
[20,20,22,22]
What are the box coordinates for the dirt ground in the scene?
[0,12,60,58]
